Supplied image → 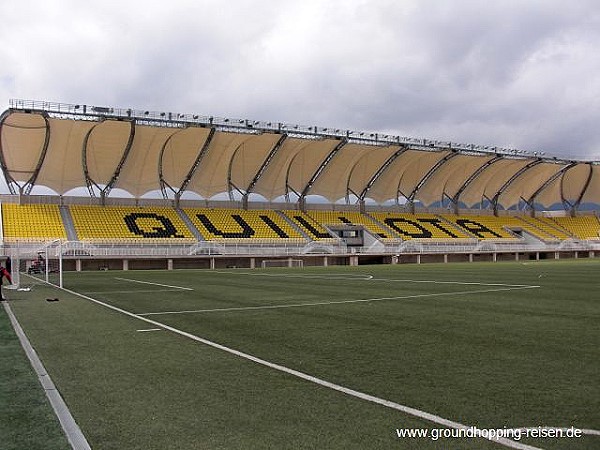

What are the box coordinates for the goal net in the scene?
[261,259,304,268]
[3,240,63,291]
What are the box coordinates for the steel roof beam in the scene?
[450,155,503,213]
[490,159,543,215]
[358,145,408,203]
[242,133,287,208]
[299,137,348,204]
[176,126,216,204]
[405,151,460,207]
[563,162,594,215]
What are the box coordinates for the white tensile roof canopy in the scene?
[1,100,599,213]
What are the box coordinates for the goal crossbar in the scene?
[261,259,304,268]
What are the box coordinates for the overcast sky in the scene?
[2,0,600,161]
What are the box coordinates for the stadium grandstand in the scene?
[1,99,599,272]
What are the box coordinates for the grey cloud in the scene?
[1,0,599,160]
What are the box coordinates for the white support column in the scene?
[250,258,255,269]
[167,259,173,270]
[123,259,129,271]
[76,259,82,272]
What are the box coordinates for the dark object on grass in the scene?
[46,298,59,302]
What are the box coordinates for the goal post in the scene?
[3,240,64,290]
[261,258,304,269]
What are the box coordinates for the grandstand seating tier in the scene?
[549,216,600,240]
[369,212,472,240]
[2,202,599,246]
[307,210,394,240]
[184,208,306,242]
[69,205,195,241]
[1,203,67,240]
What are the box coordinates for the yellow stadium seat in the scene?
[2,203,67,241]
[281,210,338,242]
[69,205,195,242]
[184,208,306,242]
[441,214,519,240]
[550,216,600,240]
[307,210,393,240]
[369,212,471,241]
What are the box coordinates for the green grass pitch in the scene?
[3,259,599,449]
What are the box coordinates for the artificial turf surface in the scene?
[0,301,70,450]
[3,259,599,449]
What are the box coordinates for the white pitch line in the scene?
[52,284,542,450]
[369,277,539,288]
[86,289,185,295]
[136,328,162,333]
[137,285,540,316]
[114,277,193,291]
[213,270,374,281]
[213,270,536,288]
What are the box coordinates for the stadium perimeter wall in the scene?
[53,250,595,273]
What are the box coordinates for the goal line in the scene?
[261,259,304,269]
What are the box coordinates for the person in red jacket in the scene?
[1,265,11,283]
[0,265,11,301]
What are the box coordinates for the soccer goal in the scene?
[261,259,304,268]
[4,240,64,290]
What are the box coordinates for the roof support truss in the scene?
[298,138,348,209]
[491,159,543,215]
[177,126,216,204]
[562,162,594,215]
[524,162,577,215]
[0,110,51,195]
[242,133,287,208]
[404,151,459,211]
[82,119,136,204]
[358,145,408,203]
[450,155,503,213]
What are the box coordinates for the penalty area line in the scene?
[213,270,374,281]
[137,285,540,316]
[114,277,193,291]
[55,284,540,450]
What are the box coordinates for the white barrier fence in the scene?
[2,238,599,260]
